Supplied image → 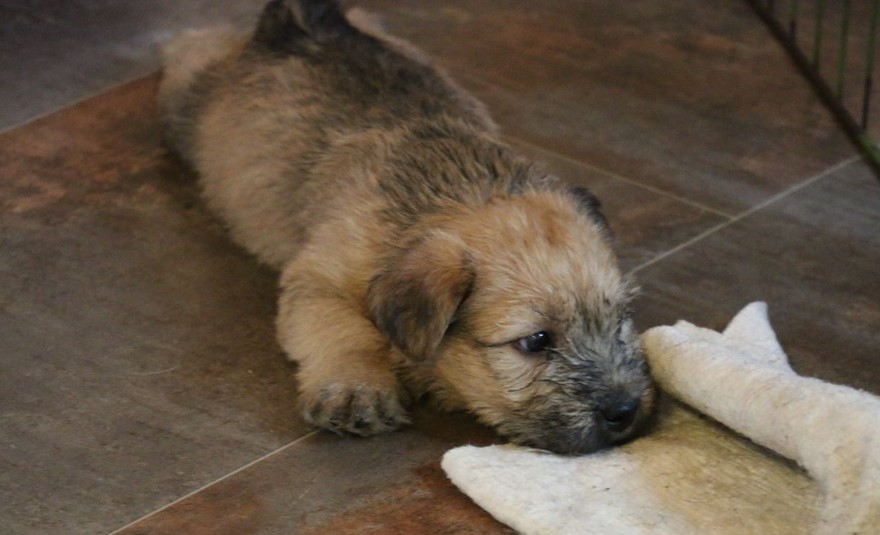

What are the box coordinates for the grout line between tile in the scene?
[105,430,320,535]
[0,70,157,136]
[628,155,862,275]
[502,134,737,220]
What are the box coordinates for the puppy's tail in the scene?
[252,0,356,52]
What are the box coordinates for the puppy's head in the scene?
[368,190,655,454]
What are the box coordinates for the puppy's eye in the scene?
[516,331,552,354]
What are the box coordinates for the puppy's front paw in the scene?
[302,383,410,436]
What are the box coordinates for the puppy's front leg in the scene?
[276,261,410,436]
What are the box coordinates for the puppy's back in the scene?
[159,0,494,158]
[157,0,502,267]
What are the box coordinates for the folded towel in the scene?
[442,303,880,535]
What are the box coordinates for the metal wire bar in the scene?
[837,0,851,99]
[864,0,880,128]
[813,0,826,70]
[789,0,800,39]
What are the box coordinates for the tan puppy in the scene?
[158,0,655,454]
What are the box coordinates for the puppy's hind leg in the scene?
[277,260,411,436]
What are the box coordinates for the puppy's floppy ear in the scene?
[569,186,613,239]
[368,231,474,360]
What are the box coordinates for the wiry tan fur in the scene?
[158,0,655,454]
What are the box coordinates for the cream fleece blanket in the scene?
[442,303,880,535]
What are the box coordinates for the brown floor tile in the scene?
[0,76,309,534]
[0,0,265,130]
[634,158,880,393]
[116,409,512,535]
[361,0,857,214]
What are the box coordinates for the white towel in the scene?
[442,303,880,535]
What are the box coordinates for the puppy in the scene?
[158,0,655,454]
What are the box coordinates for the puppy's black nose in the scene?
[600,398,639,433]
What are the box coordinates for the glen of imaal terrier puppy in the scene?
[158,0,655,454]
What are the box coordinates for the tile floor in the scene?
[0,1,877,534]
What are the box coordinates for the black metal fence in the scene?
[747,0,880,164]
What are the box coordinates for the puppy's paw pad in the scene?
[302,384,410,436]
